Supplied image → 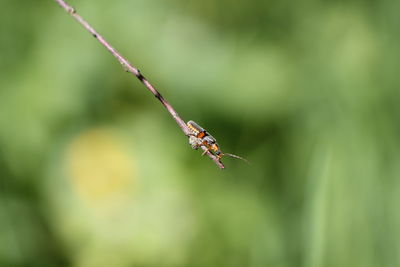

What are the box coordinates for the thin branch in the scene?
[54,0,225,169]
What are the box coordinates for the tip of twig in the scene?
[212,155,225,170]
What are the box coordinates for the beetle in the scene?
[186,120,249,163]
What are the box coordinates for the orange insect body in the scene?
[187,120,249,164]
[187,120,222,157]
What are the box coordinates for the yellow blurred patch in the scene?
[66,128,134,206]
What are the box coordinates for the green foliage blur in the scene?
[1,0,399,266]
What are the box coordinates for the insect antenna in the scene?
[222,153,250,165]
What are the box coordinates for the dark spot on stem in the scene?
[137,72,145,81]
[93,33,97,38]
[154,91,161,99]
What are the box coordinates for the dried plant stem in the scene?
[54,0,225,169]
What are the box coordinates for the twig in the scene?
[54,0,225,169]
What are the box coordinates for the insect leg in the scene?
[201,148,210,156]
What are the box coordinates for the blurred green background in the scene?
[1,0,399,266]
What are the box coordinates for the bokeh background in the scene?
[1,0,399,266]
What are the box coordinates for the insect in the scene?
[187,120,249,164]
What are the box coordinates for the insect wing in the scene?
[187,120,205,133]
[187,120,208,139]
